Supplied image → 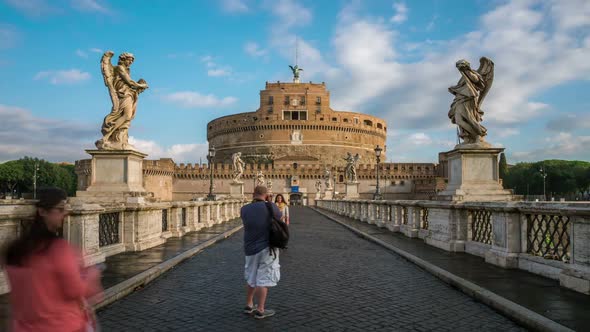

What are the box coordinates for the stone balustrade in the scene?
[0,199,247,294]
[316,199,590,295]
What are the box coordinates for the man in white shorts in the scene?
[241,185,282,319]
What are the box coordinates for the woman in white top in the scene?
[274,194,290,225]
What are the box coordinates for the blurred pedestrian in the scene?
[1,187,103,332]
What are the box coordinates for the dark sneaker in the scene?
[254,309,276,319]
[243,305,256,314]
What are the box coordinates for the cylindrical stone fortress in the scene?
[207,81,387,165]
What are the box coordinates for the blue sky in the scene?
[0,0,589,164]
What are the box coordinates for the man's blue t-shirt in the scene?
[241,200,283,256]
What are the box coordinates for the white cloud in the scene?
[129,137,209,163]
[4,0,57,17]
[0,105,95,162]
[0,24,19,49]
[320,0,590,137]
[162,91,238,108]
[546,113,590,132]
[511,133,590,162]
[496,128,520,138]
[265,0,312,28]
[34,69,91,85]
[390,2,408,24]
[208,68,231,77]
[90,48,103,53]
[244,42,268,57]
[70,0,110,14]
[75,49,88,58]
[221,0,249,13]
[409,133,432,145]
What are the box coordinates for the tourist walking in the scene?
[274,194,290,225]
[241,186,282,319]
[1,187,103,332]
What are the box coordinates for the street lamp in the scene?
[206,146,216,201]
[33,162,40,199]
[539,166,547,201]
[373,145,383,200]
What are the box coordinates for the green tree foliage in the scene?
[499,153,508,180]
[0,157,77,197]
[503,159,590,199]
[0,161,25,194]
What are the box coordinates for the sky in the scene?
[0,0,589,165]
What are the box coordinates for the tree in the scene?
[0,161,25,195]
[499,153,508,182]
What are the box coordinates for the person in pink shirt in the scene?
[1,187,103,332]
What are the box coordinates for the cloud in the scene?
[390,2,408,24]
[90,48,103,53]
[495,128,520,138]
[0,105,96,162]
[4,0,58,17]
[511,133,590,162]
[318,0,590,137]
[546,113,590,132]
[75,49,88,58]
[221,0,249,13]
[34,69,91,84]
[200,55,233,77]
[208,68,232,77]
[265,0,312,28]
[70,0,110,14]
[0,24,19,49]
[129,137,209,163]
[244,42,268,57]
[162,91,238,108]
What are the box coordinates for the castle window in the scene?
[363,119,373,126]
[268,96,274,105]
[320,117,324,121]
[331,117,337,122]
[283,110,308,121]
[343,118,349,123]
[253,116,258,121]
[268,107,273,114]
[316,96,321,105]
[377,123,383,129]
[316,108,321,114]
[300,96,306,105]
[284,96,290,105]
[353,117,359,124]
[339,175,344,182]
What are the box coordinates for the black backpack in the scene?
[264,202,289,251]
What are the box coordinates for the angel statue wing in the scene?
[476,57,494,109]
[100,51,118,113]
[289,65,295,74]
[353,153,361,164]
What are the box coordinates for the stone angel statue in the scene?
[289,64,303,82]
[256,171,265,187]
[95,51,149,150]
[448,57,494,145]
[231,152,246,183]
[315,179,322,192]
[323,167,333,190]
[344,153,361,183]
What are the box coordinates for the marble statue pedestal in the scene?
[76,149,150,204]
[229,182,245,199]
[437,145,513,202]
[345,182,360,199]
[323,189,334,200]
[315,192,321,200]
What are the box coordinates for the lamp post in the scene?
[373,145,383,200]
[33,162,40,199]
[206,146,216,201]
[539,166,547,201]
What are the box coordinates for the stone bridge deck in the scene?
[97,207,527,331]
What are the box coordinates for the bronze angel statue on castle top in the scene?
[95,51,148,150]
[448,57,494,145]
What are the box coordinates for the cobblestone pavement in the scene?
[98,207,525,331]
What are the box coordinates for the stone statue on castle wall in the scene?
[267,178,273,191]
[96,51,149,150]
[256,171,265,187]
[315,179,322,192]
[448,57,494,145]
[344,152,361,183]
[289,64,303,83]
[231,152,246,183]
[323,167,333,189]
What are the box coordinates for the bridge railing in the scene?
[0,199,247,294]
[316,199,590,295]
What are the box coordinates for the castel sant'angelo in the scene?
[77,68,441,204]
